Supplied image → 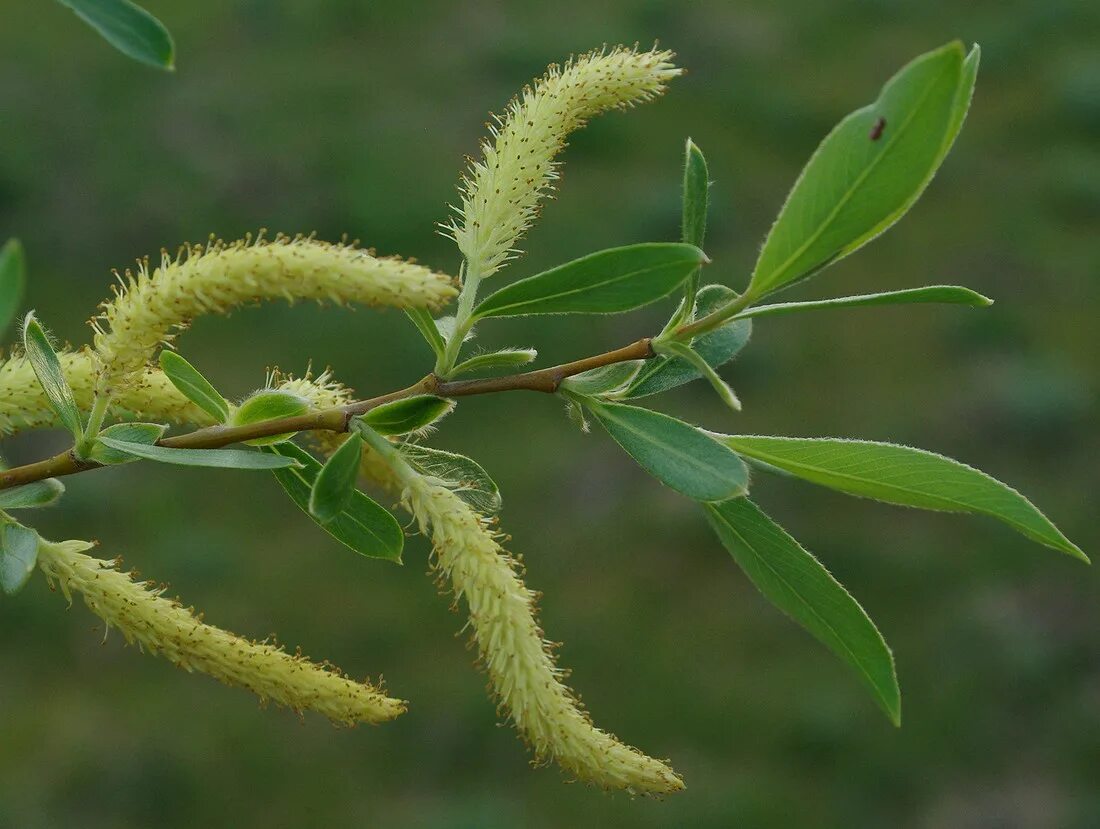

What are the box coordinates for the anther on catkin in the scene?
[92,234,457,388]
[448,46,680,278]
[36,537,406,726]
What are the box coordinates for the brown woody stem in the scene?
[0,338,653,491]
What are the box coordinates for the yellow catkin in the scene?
[0,350,211,436]
[36,537,405,726]
[399,474,683,794]
[449,46,680,278]
[92,234,457,388]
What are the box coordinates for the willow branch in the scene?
[0,338,654,491]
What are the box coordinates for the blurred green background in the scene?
[1,1,1098,826]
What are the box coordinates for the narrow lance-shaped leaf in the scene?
[654,340,742,412]
[361,396,454,436]
[583,399,749,502]
[0,238,26,340]
[96,436,300,470]
[159,351,230,423]
[57,0,175,70]
[732,285,992,321]
[309,432,364,523]
[473,243,706,319]
[405,307,446,359]
[265,441,404,562]
[0,523,41,596]
[624,284,752,399]
[22,312,83,441]
[681,138,710,312]
[720,435,1087,562]
[748,41,970,298]
[704,497,901,725]
[0,479,65,510]
[451,348,538,376]
[561,362,642,397]
[88,421,167,465]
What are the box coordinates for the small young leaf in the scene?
[159,351,230,423]
[704,497,901,725]
[361,396,454,436]
[624,285,752,399]
[680,138,709,312]
[0,523,40,596]
[584,399,749,501]
[561,362,642,397]
[96,437,300,470]
[748,42,970,298]
[22,312,83,441]
[733,285,992,321]
[265,441,404,562]
[405,307,447,358]
[88,422,167,465]
[309,433,364,523]
[57,0,175,70]
[0,238,26,340]
[400,444,502,515]
[720,435,1087,562]
[653,341,742,412]
[473,243,706,319]
[231,390,311,446]
[451,348,538,376]
[0,479,65,510]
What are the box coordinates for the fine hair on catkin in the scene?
[35,537,405,726]
[449,45,680,278]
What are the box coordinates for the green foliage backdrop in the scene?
[1,1,1097,826]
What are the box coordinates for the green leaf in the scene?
[733,285,992,321]
[96,436,299,470]
[159,351,230,423]
[451,348,538,376]
[88,421,167,465]
[473,243,706,319]
[405,307,447,358]
[22,312,83,441]
[0,239,26,340]
[308,433,363,523]
[624,285,752,399]
[704,497,900,725]
[0,523,40,595]
[399,444,502,515]
[680,138,710,312]
[584,400,749,501]
[0,479,65,510]
[361,396,454,436]
[560,362,642,397]
[231,390,310,446]
[57,0,175,70]
[720,435,1087,562]
[940,45,981,167]
[654,340,742,411]
[748,42,969,298]
[265,441,404,562]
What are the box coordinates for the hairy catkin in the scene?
[92,234,457,388]
[449,46,680,277]
[399,474,683,794]
[36,538,405,726]
[0,350,212,435]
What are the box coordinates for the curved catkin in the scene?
[401,474,684,794]
[36,537,405,726]
[92,234,457,388]
[449,46,680,278]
